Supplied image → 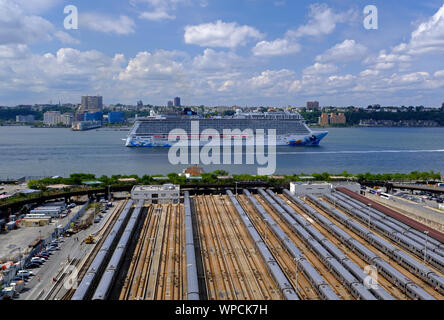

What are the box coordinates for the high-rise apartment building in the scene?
[81,95,103,112]
[174,97,181,107]
[306,101,320,110]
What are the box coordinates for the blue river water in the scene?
[0,126,443,179]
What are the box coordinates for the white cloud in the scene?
[184,20,263,48]
[288,4,356,38]
[118,50,184,81]
[139,10,175,21]
[316,40,367,62]
[374,62,395,70]
[192,48,245,71]
[303,63,338,75]
[408,4,444,54]
[252,38,300,57]
[53,31,80,45]
[0,44,29,59]
[360,69,379,77]
[14,0,61,14]
[81,13,136,35]
[131,0,189,21]
[248,69,294,89]
[434,70,444,78]
[0,0,54,45]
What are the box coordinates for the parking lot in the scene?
[0,204,84,263]
[1,200,117,300]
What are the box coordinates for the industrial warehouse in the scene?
[21,182,440,301]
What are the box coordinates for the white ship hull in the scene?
[125,131,328,147]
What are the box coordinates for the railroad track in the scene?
[304,197,443,300]
[210,195,281,299]
[196,195,237,299]
[119,204,186,300]
[278,194,407,300]
[119,205,155,299]
[237,195,318,300]
[60,200,128,300]
[218,195,283,300]
[254,194,354,300]
[315,197,444,299]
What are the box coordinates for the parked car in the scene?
[25,262,40,269]
[30,258,45,264]
[13,276,29,282]
[33,255,48,261]
[17,270,34,277]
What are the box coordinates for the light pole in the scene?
[235,182,238,195]
[424,231,429,264]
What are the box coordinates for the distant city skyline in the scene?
[1,1,444,107]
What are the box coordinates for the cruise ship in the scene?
[125,111,328,147]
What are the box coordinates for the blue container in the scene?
[108,112,125,124]
[85,112,103,122]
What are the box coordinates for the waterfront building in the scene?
[71,121,102,131]
[174,97,181,107]
[319,113,330,125]
[108,112,125,124]
[330,113,346,124]
[16,115,35,123]
[319,112,346,125]
[74,112,86,122]
[167,101,174,107]
[84,112,103,122]
[60,113,73,126]
[81,95,103,112]
[43,111,61,126]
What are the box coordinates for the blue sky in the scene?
[1,0,444,107]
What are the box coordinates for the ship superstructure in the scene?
[125,111,328,147]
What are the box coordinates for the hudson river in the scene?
[1,126,444,179]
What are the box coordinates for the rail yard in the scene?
[6,185,444,301]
